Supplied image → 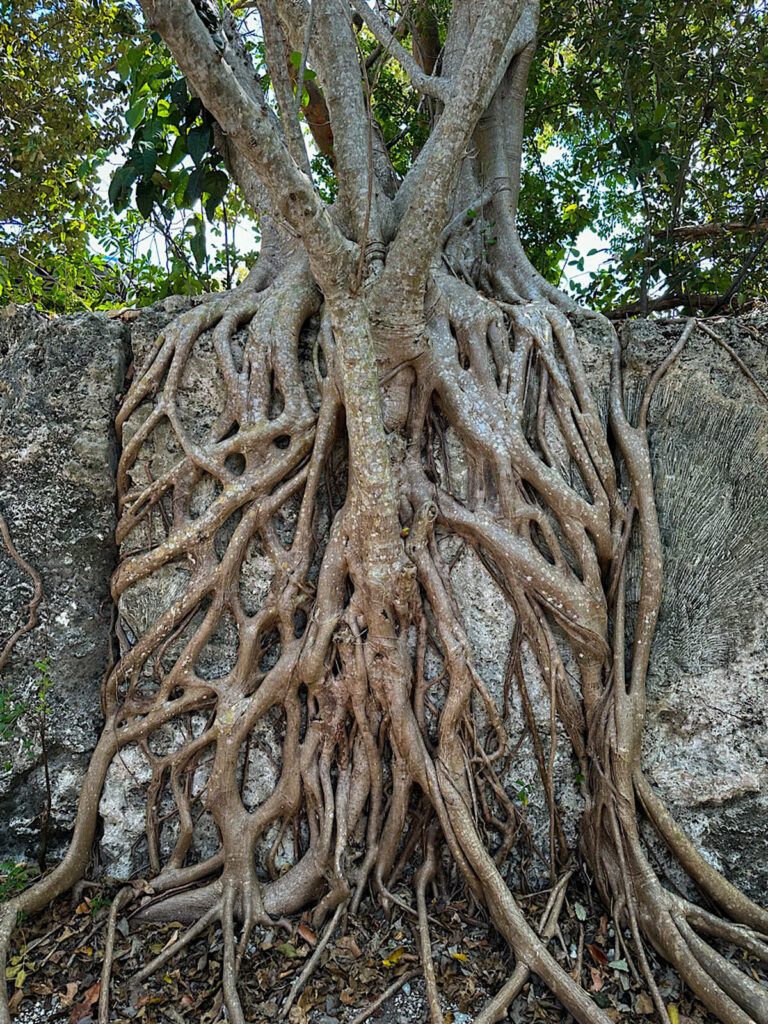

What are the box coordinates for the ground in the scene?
[5,865,766,1024]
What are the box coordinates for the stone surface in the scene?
[1,298,766,902]
[0,304,127,860]
[626,313,768,898]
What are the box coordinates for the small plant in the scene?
[514,779,530,807]
[4,945,36,990]
[0,862,34,903]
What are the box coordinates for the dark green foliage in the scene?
[1,0,766,312]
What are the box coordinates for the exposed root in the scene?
[0,511,44,674]
[2,254,767,1024]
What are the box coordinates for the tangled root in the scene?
[2,257,767,1024]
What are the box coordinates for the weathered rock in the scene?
[1,297,766,903]
[0,304,127,860]
[627,314,768,898]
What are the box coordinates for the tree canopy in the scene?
[1,0,766,313]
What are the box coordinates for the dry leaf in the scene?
[589,967,604,992]
[335,935,361,958]
[297,923,317,947]
[69,980,101,1024]
[587,943,608,966]
[59,982,79,1007]
[635,993,654,1015]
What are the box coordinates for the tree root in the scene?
[2,262,767,1024]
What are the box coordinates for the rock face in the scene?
[0,305,128,860]
[0,298,766,901]
[623,314,768,898]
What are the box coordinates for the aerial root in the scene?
[473,870,572,1024]
[98,887,134,1024]
[347,969,420,1024]
[132,903,221,986]
[4,277,768,1024]
[0,511,44,674]
[644,888,768,1024]
[415,827,442,1024]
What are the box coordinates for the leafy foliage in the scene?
[1,0,767,312]
[523,0,768,310]
[0,1,140,310]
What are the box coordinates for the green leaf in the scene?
[169,77,187,110]
[132,142,157,180]
[608,959,628,973]
[168,134,187,169]
[108,164,138,212]
[203,168,228,220]
[185,166,205,206]
[276,941,301,958]
[190,224,206,266]
[187,124,211,166]
[125,97,148,129]
[136,178,156,219]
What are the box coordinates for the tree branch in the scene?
[653,219,768,240]
[377,0,532,317]
[312,0,379,244]
[140,0,354,289]
[608,292,758,318]
[259,0,312,176]
[346,0,448,100]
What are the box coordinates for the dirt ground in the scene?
[4,863,760,1024]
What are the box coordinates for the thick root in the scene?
[2,267,766,1024]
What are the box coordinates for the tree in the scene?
[2,3,767,1024]
[525,0,768,314]
[0,0,139,310]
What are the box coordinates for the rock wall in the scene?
[0,304,127,858]
[0,298,766,900]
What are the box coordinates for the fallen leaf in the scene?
[335,935,361,958]
[667,1005,680,1024]
[589,967,604,992]
[450,951,469,962]
[59,983,79,1008]
[587,943,608,966]
[297,923,317,947]
[69,980,100,1024]
[8,989,23,1014]
[635,993,654,1015]
[160,928,180,953]
[276,942,300,959]
[382,946,405,967]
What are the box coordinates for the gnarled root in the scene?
[2,264,767,1024]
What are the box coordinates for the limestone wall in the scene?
[0,298,766,898]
